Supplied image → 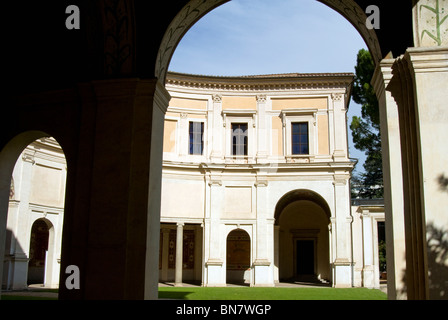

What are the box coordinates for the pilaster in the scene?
[403,47,448,300]
[210,94,223,161]
[372,58,407,299]
[256,94,269,161]
[6,152,34,290]
[204,176,225,286]
[331,93,348,161]
[332,174,353,287]
[361,210,375,288]
[253,178,274,287]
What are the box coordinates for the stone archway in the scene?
[154,0,382,291]
[155,0,382,83]
[0,131,62,292]
[274,190,331,284]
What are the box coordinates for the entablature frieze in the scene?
[165,72,354,94]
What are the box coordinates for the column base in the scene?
[362,266,378,289]
[205,259,224,287]
[253,259,274,287]
[333,259,353,288]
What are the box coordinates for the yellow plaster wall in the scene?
[272,97,327,110]
[317,115,329,155]
[170,97,207,110]
[163,119,177,153]
[222,96,257,110]
[272,116,283,156]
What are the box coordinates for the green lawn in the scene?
[2,286,387,300]
[158,286,387,300]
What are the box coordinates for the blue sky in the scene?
[168,0,368,172]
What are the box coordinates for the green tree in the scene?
[350,49,383,199]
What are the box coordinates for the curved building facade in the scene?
[160,72,359,287]
[3,72,386,291]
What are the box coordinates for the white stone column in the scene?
[175,222,184,287]
[205,178,224,286]
[256,95,268,161]
[361,210,375,288]
[383,46,448,300]
[179,112,188,157]
[331,93,348,161]
[404,47,448,300]
[253,179,273,286]
[8,151,34,290]
[273,225,280,283]
[332,174,353,288]
[210,94,223,162]
[372,59,407,299]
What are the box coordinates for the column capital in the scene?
[333,174,349,185]
[331,93,343,102]
[206,258,223,266]
[208,180,222,187]
[255,180,268,187]
[256,94,267,103]
[212,94,222,103]
[253,259,271,266]
[22,151,35,164]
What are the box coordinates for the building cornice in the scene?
[162,160,355,173]
[166,71,354,93]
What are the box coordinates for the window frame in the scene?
[291,122,309,155]
[189,121,204,155]
[231,122,249,156]
[281,109,317,158]
[222,110,256,161]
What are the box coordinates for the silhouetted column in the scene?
[58,78,170,300]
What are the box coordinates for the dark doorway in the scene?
[296,240,315,276]
[28,219,49,284]
[226,229,251,285]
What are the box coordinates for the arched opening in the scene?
[1,132,66,293]
[155,0,382,82]
[28,219,50,285]
[275,190,331,284]
[226,229,251,285]
[156,0,376,292]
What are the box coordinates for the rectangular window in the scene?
[231,123,248,156]
[189,122,204,155]
[291,122,309,155]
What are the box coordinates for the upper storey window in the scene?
[189,121,204,155]
[291,122,309,155]
[281,109,317,159]
[231,123,248,156]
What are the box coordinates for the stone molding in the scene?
[166,72,354,93]
[404,46,448,73]
[206,258,223,266]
